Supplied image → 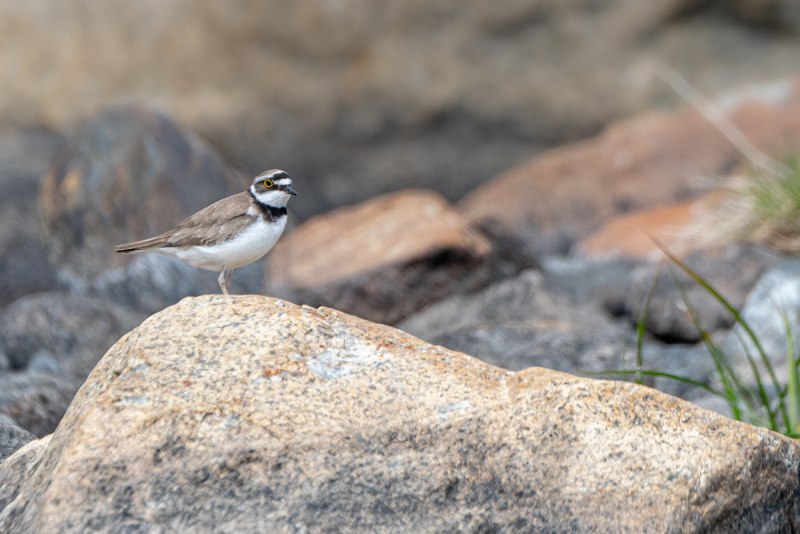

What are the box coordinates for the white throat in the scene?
[250,186,291,208]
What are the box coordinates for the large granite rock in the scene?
[266,190,496,324]
[1,296,798,532]
[0,436,50,511]
[459,79,800,258]
[2,2,800,217]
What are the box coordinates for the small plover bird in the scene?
[115,169,297,295]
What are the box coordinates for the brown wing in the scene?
[115,192,256,252]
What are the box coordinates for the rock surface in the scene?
[0,370,78,438]
[623,243,779,343]
[0,414,35,462]
[267,190,495,324]
[399,270,633,374]
[0,436,50,511]
[575,197,707,260]
[0,293,144,436]
[0,128,62,305]
[399,269,719,404]
[459,79,800,258]
[0,292,144,375]
[718,258,800,400]
[1,296,798,532]
[538,256,643,317]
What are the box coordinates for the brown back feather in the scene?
[115,192,257,252]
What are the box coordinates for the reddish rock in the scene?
[266,190,492,324]
[459,79,800,258]
[575,197,706,260]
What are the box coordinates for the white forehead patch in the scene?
[274,177,292,186]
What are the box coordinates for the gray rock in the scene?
[623,243,778,343]
[0,184,57,307]
[0,344,9,371]
[0,292,141,435]
[401,267,719,404]
[716,259,800,405]
[0,128,62,306]
[539,255,642,315]
[633,342,717,402]
[0,370,77,437]
[0,414,35,463]
[26,351,61,374]
[723,257,800,357]
[1,295,798,532]
[399,270,634,374]
[90,253,263,314]
[0,292,144,376]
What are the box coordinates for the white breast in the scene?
[162,217,287,272]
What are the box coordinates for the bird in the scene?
[115,169,297,295]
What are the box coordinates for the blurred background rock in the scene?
[3,0,800,438]
[2,0,800,217]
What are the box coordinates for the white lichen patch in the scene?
[437,400,472,420]
[306,337,390,380]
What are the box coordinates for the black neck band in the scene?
[249,190,287,219]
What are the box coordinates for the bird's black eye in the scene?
[263,179,274,188]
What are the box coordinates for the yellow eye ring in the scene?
[263,179,274,188]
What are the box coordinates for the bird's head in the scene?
[250,169,298,207]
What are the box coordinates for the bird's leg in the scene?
[225,269,234,294]
[218,269,229,295]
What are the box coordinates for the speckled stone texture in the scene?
[1,296,798,532]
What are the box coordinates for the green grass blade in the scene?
[655,240,789,427]
[699,332,745,422]
[782,308,800,435]
[667,265,744,420]
[732,328,777,430]
[633,261,665,384]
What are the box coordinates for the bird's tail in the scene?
[114,235,170,253]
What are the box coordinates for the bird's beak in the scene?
[286,185,298,196]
